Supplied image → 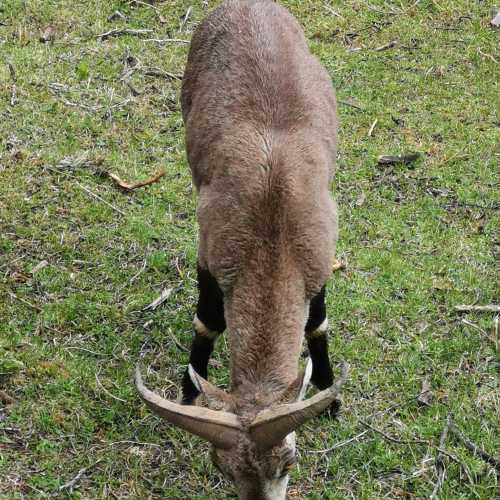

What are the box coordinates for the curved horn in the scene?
[135,366,241,449]
[249,363,349,450]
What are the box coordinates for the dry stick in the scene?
[142,68,182,80]
[75,182,126,216]
[7,291,42,312]
[461,318,497,346]
[367,118,378,137]
[374,40,398,51]
[309,430,370,454]
[59,460,102,492]
[97,28,153,40]
[455,304,500,313]
[129,0,159,12]
[361,420,428,445]
[338,99,363,110]
[8,62,16,106]
[143,38,190,44]
[449,421,500,471]
[108,169,166,191]
[429,414,452,500]
[95,372,127,403]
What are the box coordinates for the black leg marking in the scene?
[196,264,226,333]
[182,264,225,405]
[306,285,327,333]
[307,334,334,390]
[306,286,339,418]
[182,334,215,404]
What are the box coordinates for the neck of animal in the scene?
[225,263,306,398]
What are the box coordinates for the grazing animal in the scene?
[135,1,347,498]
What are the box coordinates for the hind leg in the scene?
[306,285,340,416]
[181,264,226,405]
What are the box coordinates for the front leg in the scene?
[305,285,340,417]
[181,264,225,404]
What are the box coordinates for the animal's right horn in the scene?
[249,363,349,451]
[135,366,241,449]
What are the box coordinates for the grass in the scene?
[0,0,498,498]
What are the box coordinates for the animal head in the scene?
[135,361,347,499]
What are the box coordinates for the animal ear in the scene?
[188,365,235,411]
[278,358,313,403]
[249,363,348,451]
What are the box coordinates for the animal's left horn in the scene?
[135,366,241,449]
[249,363,349,450]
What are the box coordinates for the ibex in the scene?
[135,1,347,498]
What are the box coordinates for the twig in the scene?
[108,169,166,191]
[461,318,497,346]
[179,6,192,31]
[374,40,398,51]
[324,5,345,19]
[338,99,363,110]
[143,38,190,44]
[95,372,126,403]
[455,304,500,313]
[167,327,189,352]
[8,62,16,106]
[367,118,378,137]
[59,460,102,492]
[309,430,369,454]
[143,287,173,311]
[142,68,182,80]
[7,291,42,312]
[129,0,159,12]
[361,420,428,445]
[75,182,126,216]
[378,153,420,165]
[449,421,500,471]
[97,28,153,40]
[429,414,451,500]
[477,48,498,64]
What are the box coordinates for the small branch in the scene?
[143,287,173,311]
[429,414,451,500]
[75,182,126,216]
[449,420,500,471]
[108,169,166,191]
[8,291,42,312]
[378,153,421,165]
[461,318,497,346]
[324,5,345,19]
[374,40,398,51]
[338,99,363,110]
[361,420,428,445]
[309,430,369,454]
[97,28,153,41]
[142,68,182,80]
[59,460,102,493]
[95,372,126,403]
[455,304,500,313]
[367,118,378,137]
[143,38,190,45]
[8,62,16,106]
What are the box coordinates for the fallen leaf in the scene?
[355,191,366,206]
[417,379,433,406]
